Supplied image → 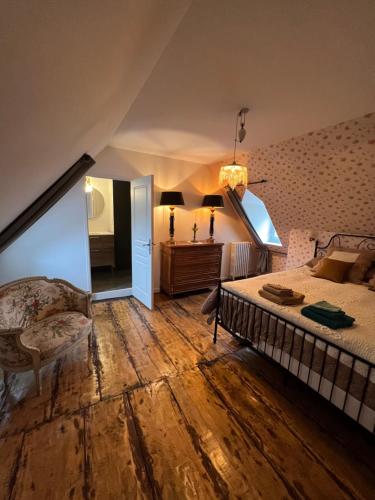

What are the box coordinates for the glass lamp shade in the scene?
[202,195,224,208]
[219,162,248,190]
[159,191,185,206]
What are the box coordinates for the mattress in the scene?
[222,266,375,364]
[220,267,375,431]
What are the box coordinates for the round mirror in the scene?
[87,187,105,219]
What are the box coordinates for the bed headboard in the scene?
[314,233,375,258]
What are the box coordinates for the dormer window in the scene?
[241,190,281,246]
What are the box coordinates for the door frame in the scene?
[131,174,154,310]
[84,174,154,304]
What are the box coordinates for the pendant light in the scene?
[219,107,249,190]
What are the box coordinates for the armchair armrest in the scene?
[0,327,24,336]
[38,278,92,319]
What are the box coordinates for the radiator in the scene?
[229,242,255,279]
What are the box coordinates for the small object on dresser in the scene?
[192,222,199,242]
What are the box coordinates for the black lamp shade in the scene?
[160,191,185,206]
[202,194,224,208]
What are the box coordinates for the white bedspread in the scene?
[223,266,375,364]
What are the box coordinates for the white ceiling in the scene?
[111,0,375,164]
[0,0,190,230]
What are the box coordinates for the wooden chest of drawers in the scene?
[160,241,223,296]
[89,234,115,269]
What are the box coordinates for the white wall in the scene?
[0,180,91,291]
[92,147,250,288]
[0,147,249,294]
[87,177,114,235]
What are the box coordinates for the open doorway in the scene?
[86,176,132,295]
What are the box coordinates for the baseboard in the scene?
[92,288,132,301]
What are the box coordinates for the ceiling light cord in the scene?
[233,107,249,162]
[219,107,250,190]
[233,113,239,163]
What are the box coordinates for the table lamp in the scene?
[160,191,185,243]
[202,195,224,242]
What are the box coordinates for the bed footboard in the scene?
[214,283,375,433]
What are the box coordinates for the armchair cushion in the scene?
[21,312,92,362]
[0,277,90,329]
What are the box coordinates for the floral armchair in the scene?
[0,277,92,395]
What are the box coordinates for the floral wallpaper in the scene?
[226,112,375,271]
[236,112,375,255]
[285,229,316,270]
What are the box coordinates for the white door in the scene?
[131,175,154,309]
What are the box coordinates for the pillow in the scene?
[312,258,354,283]
[325,247,374,284]
[364,264,375,283]
[305,256,322,268]
[201,287,219,315]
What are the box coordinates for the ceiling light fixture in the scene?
[85,176,93,193]
[219,107,249,190]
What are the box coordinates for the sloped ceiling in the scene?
[0,0,191,230]
[111,0,375,164]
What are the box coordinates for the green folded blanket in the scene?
[308,307,346,319]
[311,300,342,313]
[308,301,346,319]
[301,306,354,330]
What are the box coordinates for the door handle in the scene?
[142,239,155,254]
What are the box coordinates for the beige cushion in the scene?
[319,247,375,284]
[22,311,92,361]
[312,258,354,283]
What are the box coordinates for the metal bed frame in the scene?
[213,233,375,433]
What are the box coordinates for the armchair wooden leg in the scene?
[88,329,93,349]
[34,368,42,396]
[3,370,9,391]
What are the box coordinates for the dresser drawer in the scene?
[160,241,223,296]
[173,246,222,257]
[171,277,220,294]
[174,262,220,281]
[89,234,114,250]
[89,234,115,268]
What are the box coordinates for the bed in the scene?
[213,234,375,433]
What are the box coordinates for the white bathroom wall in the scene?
[0,180,91,291]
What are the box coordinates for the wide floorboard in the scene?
[0,292,374,499]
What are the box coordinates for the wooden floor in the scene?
[0,293,374,499]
